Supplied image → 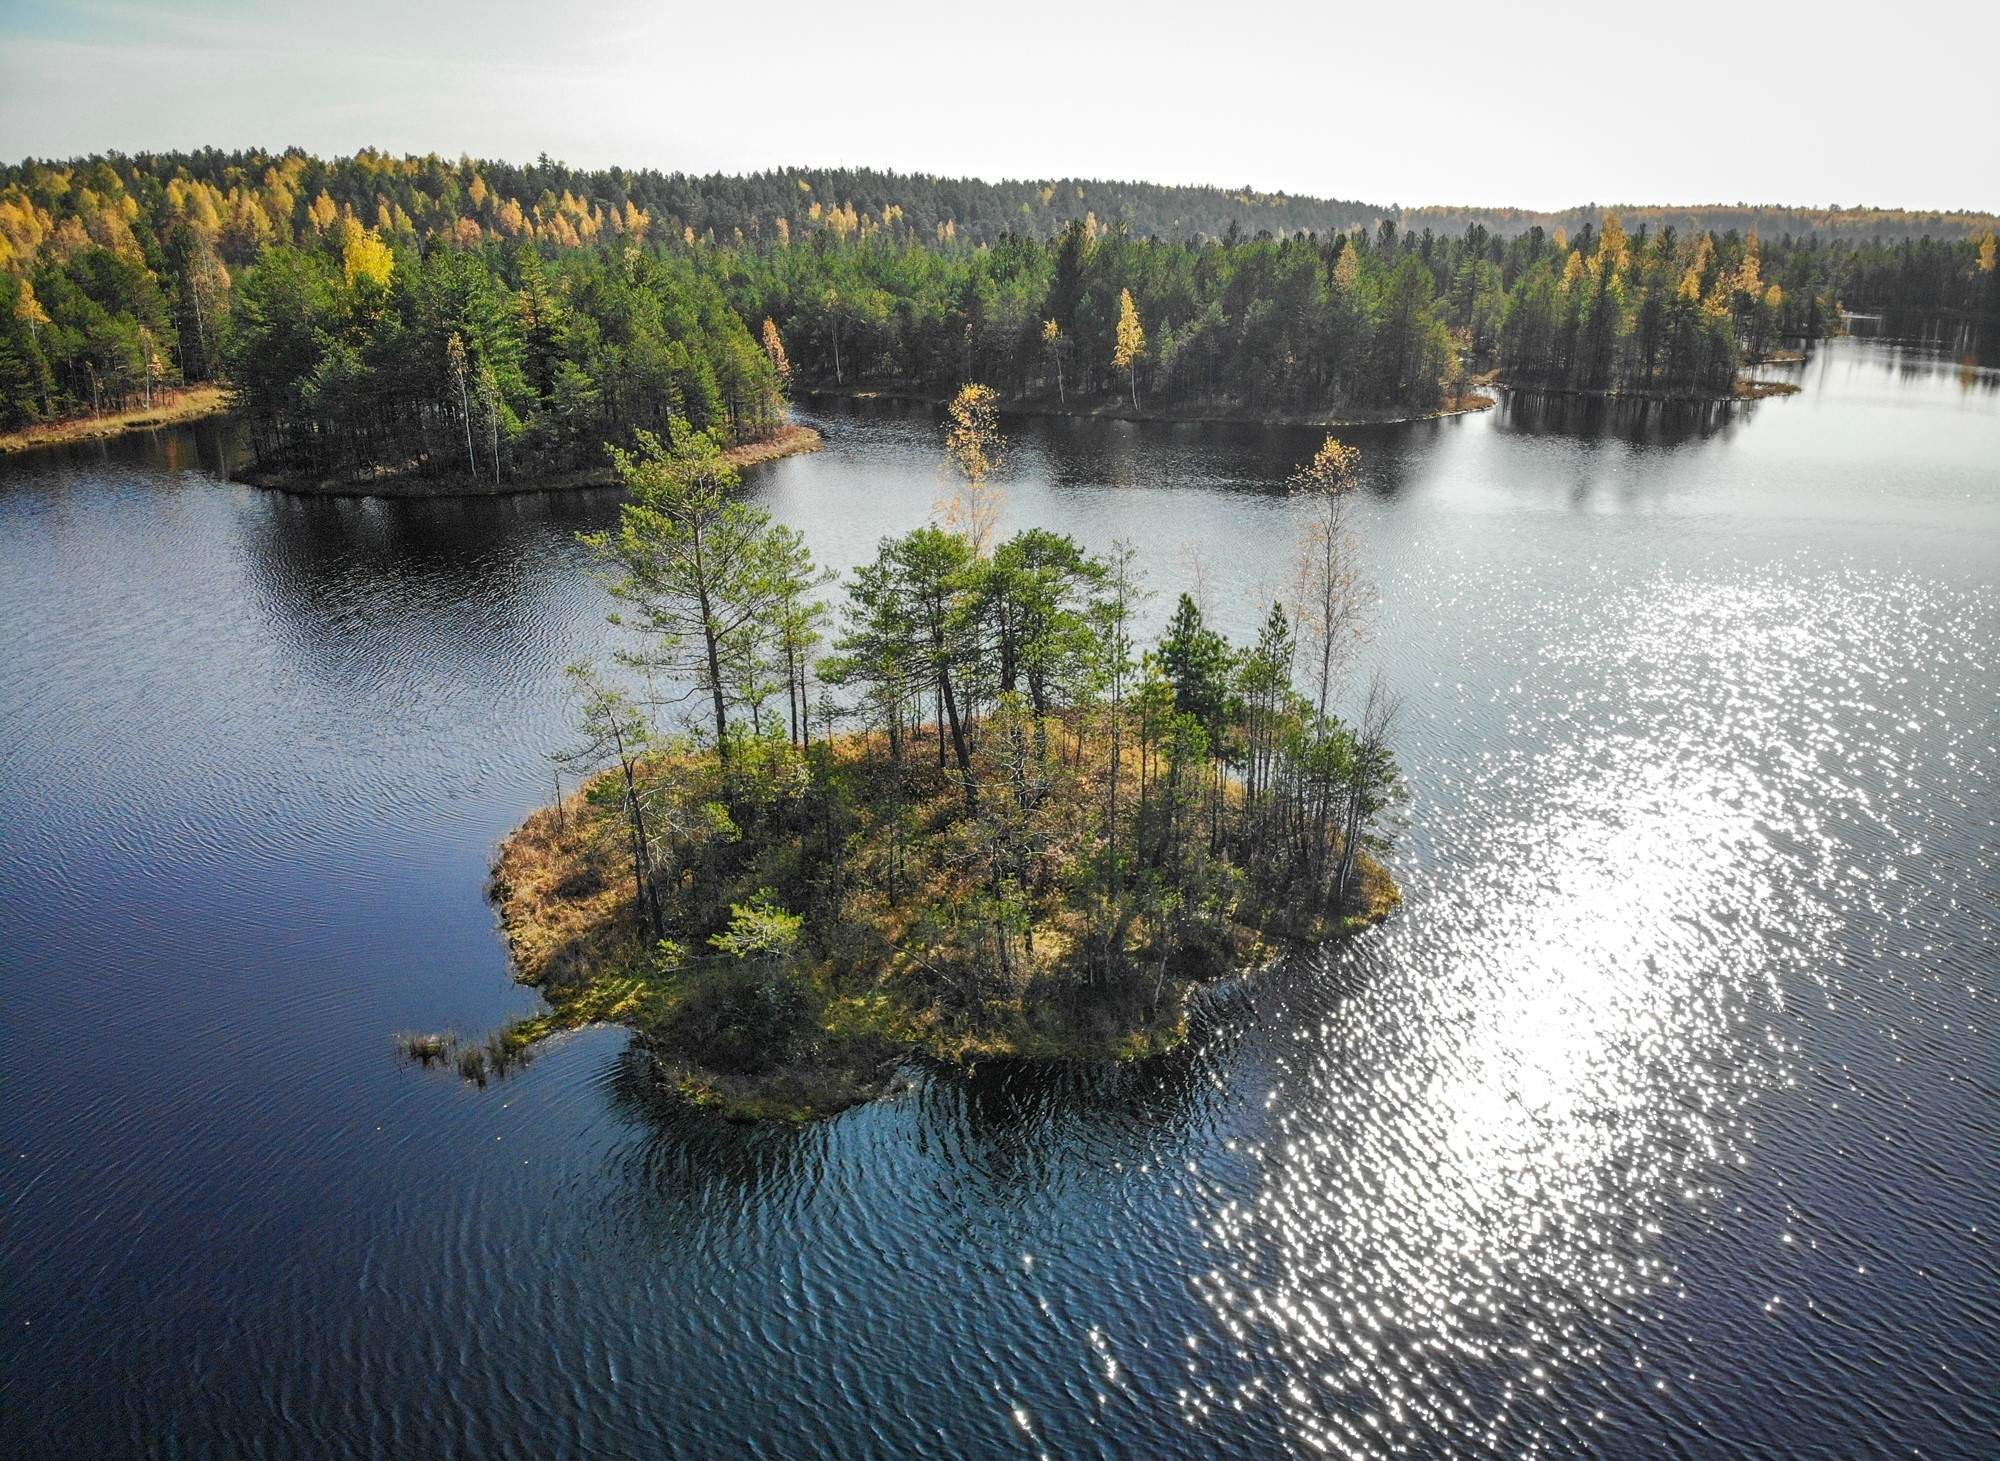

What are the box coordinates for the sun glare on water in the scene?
[1177,564,1948,1455]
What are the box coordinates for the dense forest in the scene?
[708,214,1994,408]
[3,149,1996,445]
[480,398,1403,1116]
[227,242,783,482]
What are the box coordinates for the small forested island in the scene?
[457,391,1403,1119]
[6,149,1999,468]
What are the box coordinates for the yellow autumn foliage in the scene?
[1113,289,1145,371]
[339,219,394,288]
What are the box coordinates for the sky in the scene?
[3,0,1993,213]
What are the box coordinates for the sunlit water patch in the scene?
[1185,560,1994,1455]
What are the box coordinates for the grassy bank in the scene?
[474,726,1398,1122]
[242,423,823,497]
[0,385,234,454]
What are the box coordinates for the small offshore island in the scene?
[447,392,1405,1120]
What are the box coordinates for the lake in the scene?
[2,337,1994,1457]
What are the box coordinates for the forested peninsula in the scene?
[5,150,1998,477]
[427,395,1404,1119]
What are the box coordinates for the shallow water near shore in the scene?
[2,336,1994,1457]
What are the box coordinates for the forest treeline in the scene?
[3,148,1997,443]
[483,397,1402,1114]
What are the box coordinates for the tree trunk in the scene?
[689,518,731,764]
[786,644,800,746]
[941,670,975,810]
[457,373,476,477]
[615,743,659,934]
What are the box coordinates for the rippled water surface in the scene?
[3,339,1995,1457]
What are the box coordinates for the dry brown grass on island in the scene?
[1734,378,1804,399]
[0,384,234,454]
[718,423,823,468]
[471,723,1399,1123]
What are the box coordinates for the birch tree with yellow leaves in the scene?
[1289,436,1368,721]
[1042,319,1065,403]
[941,383,1005,555]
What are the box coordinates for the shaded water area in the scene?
[2,337,1994,1457]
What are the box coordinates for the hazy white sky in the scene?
[3,0,1992,212]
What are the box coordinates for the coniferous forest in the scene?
[3,149,1997,466]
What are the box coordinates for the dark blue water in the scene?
[2,338,1994,1457]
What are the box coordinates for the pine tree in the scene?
[584,424,794,765]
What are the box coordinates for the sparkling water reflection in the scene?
[1,338,1993,1457]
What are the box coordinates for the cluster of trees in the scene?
[1495,216,1760,395]
[553,393,1401,1069]
[1835,231,2000,320]
[717,220,1468,413]
[5,148,1998,433]
[228,238,783,482]
[724,214,2000,409]
[1493,220,2000,394]
[0,168,184,423]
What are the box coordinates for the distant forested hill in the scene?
[1402,202,1998,244]
[0,149,1388,252]
[5,150,1991,257]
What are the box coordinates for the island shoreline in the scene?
[466,730,1402,1123]
[238,423,825,498]
[802,382,1497,429]
[1494,376,1803,403]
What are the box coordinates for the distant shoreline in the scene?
[806,371,1804,423]
[237,424,824,498]
[0,385,235,454]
